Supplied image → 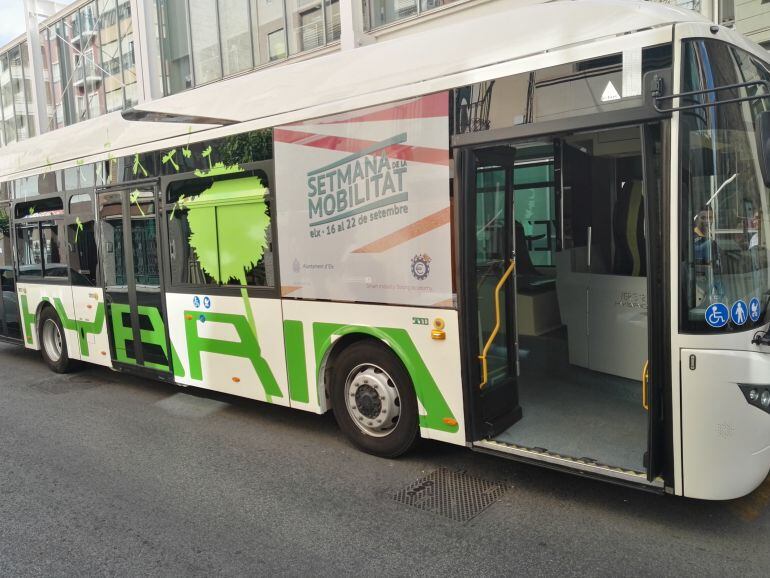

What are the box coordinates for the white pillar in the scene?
[340,0,373,50]
[130,0,163,104]
[23,0,48,136]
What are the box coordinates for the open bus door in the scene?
[0,203,21,342]
[97,185,174,378]
[459,145,523,439]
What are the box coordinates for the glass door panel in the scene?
[99,188,171,374]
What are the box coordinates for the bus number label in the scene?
[412,317,429,326]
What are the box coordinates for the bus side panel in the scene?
[681,349,770,500]
[165,292,291,407]
[282,299,465,446]
[17,282,80,360]
[70,286,112,367]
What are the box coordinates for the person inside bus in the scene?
[692,206,724,304]
[693,207,715,265]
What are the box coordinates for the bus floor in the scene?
[495,329,647,472]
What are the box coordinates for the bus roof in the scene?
[0,0,707,182]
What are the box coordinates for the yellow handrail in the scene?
[642,360,650,410]
[479,258,516,389]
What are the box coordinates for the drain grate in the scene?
[392,468,506,522]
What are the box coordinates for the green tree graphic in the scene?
[185,164,280,399]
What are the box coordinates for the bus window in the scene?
[166,171,276,289]
[680,39,770,331]
[69,193,97,286]
[41,222,66,278]
[16,224,42,277]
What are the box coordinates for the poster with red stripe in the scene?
[275,92,452,307]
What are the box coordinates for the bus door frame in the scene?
[96,180,175,381]
[453,108,672,484]
[456,144,523,440]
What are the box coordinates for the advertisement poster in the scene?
[275,92,452,307]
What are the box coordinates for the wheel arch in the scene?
[317,328,412,413]
[29,299,57,350]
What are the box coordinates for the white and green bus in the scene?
[2,0,770,500]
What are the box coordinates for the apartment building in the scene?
[0,0,767,148]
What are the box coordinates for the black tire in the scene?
[330,340,419,458]
[38,306,72,374]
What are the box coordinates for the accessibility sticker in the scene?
[731,300,748,326]
[203,296,211,309]
[193,296,201,308]
[705,303,729,328]
[750,298,762,323]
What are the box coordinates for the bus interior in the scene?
[471,124,652,473]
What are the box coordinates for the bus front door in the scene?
[0,203,21,341]
[98,187,173,377]
[461,145,523,439]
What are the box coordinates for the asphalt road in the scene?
[1,342,769,576]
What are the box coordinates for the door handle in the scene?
[642,360,650,410]
[587,225,592,270]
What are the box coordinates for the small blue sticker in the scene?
[199,314,206,323]
[731,300,748,325]
[193,295,201,308]
[750,298,762,323]
[203,296,211,309]
[705,303,729,328]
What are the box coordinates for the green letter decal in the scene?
[185,311,281,401]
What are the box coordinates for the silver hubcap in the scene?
[345,363,401,437]
[42,319,62,363]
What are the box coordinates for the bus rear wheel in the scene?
[38,307,72,374]
[330,340,419,458]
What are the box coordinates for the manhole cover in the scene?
[392,468,506,522]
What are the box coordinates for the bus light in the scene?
[739,384,770,414]
[431,318,446,340]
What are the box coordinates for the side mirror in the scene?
[756,111,770,187]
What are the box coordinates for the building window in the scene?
[220,0,254,76]
[158,0,192,94]
[189,0,223,84]
[268,29,287,61]
[299,7,324,52]
[365,0,460,30]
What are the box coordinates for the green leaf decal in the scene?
[75,216,83,242]
[132,154,148,177]
[162,149,180,171]
[201,145,213,170]
[185,172,278,398]
[186,174,269,285]
[129,189,146,216]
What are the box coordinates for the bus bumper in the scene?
[681,349,770,500]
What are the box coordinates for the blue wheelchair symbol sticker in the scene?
[705,303,728,328]
[731,300,748,326]
[750,298,761,323]
[203,296,211,309]
[193,296,201,308]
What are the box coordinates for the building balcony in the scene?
[72,64,102,89]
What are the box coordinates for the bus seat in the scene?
[515,221,560,336]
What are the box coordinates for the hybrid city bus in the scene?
[1,0,770,500]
